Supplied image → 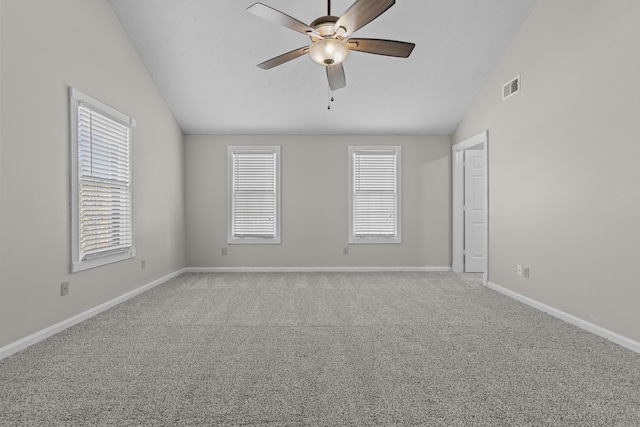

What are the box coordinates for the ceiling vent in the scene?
[502,75,520,100]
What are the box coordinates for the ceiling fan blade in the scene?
[326,63,346,91]
[348,38,415,58]
[334,0,395,37]
[257,46,310,70]
[247,3,318,37]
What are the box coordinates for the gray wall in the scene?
[454,0,640,342]
[0,0,186,348]
[185,135,451,269]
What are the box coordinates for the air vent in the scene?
[502,75,520,100]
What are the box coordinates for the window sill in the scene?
[71,249,136,273]
[349,237,401,244]
[228,237,281,245]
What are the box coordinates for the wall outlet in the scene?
[523,267,530,278]
[141,259,146,269]
[221,247,227,256]
[517,265,523,276]
[343,247,349,256]
[61,282,69,296]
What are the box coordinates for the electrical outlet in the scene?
[343,247,349,255]
[141,259,146,269]
[61,282,69,296]
[221,247,227,256]
[517,265,523,276]
[523,267,530,278]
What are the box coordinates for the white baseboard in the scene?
[488,281,640,354]
[0,268,186,361]
[186,266,452,273]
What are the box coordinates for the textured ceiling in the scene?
[108,0,536,135]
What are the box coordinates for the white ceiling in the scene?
[108,0,536,135]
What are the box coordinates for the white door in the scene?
[464,149,486,272]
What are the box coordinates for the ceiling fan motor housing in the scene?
[309,16,345,40]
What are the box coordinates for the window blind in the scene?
[352,149,399,238]
[231,151,277,238]
[77,104,133,260]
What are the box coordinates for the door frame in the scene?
[452,131,489,285]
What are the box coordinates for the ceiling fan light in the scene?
[309,38,349,66]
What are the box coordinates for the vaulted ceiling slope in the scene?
[108,0,537,135]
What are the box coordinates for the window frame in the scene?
[348,145,402,244]
[69,87,136,273]
[227,145,282,245]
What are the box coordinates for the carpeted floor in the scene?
[1,272,639,426]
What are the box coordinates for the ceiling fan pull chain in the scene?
[327,86,336,110]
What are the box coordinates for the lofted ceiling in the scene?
[108,0,537,135]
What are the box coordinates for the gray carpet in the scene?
[1,272,639,426]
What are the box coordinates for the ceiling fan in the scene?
[247,0,415,92]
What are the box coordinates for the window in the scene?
[349,146,401,244]
[227,146,281,244]
[70,88,135,272]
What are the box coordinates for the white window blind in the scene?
[349,146,401,244]
[227,146,281,244]
[70,88,135,272]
